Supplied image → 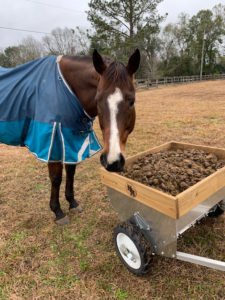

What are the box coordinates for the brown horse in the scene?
[50,49,140,224]
[1,49,140,225]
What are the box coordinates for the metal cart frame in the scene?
[101,142,225,274]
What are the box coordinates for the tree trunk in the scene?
[129,0,134,39]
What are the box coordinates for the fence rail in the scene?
[135,74,225,89]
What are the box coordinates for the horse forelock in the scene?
[103,61,130,87]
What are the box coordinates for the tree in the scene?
[159,5,225,76]
[0,27,90,68]
[0,46,23,67]
[0,37,43,67]
[18,36,44,62]
[159,14,195,76]
[87,0,166,77]
[213,3,225,24]
[42,27,89,56]
[188,8,225,74]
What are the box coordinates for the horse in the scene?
[0,49,140,225]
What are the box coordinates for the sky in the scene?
[0,0,224,49]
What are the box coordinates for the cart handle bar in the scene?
[176,251,225,271]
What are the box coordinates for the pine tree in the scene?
[87,0,165,65]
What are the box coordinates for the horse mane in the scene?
[64,54,129,86]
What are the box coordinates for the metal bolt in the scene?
[127,253,132,259]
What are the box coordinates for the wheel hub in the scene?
[117,233,141,269]
[120,246,137,263]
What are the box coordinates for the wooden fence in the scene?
[135,73,225,89]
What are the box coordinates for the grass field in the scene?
[0,80,225,299]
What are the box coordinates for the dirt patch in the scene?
[121,149,225,196]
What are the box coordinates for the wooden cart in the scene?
[100,141,225,275]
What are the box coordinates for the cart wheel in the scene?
[113,222,152,275]
[208,200,225,218]
[208,205,224,218]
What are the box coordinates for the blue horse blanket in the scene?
[0,56,102,163]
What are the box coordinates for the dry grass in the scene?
[0,80,225,299]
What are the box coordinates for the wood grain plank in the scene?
[177,166,225,217]
[100,169,178,219]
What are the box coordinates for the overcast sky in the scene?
[0,0,224,49]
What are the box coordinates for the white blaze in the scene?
[107,88,123,164]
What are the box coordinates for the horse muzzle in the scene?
[100,152,125,172]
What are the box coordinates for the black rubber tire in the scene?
[208,204,224,218]
[113,221,152,276]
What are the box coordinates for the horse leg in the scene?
[48,163,70,225]
[65,164,82,214]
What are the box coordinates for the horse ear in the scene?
[126,49,140,75]
[92,49,107,75]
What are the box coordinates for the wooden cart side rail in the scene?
[125,141,172,166]
[170,141,225,159]
[177,166,225,217]
[100,168,178,219]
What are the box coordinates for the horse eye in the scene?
[128,98,135,107]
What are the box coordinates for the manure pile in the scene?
[121,149,225,196]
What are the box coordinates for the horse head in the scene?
[93,49,140,172]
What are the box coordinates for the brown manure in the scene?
[121,149,225,196]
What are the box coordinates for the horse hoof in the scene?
[55,215,70,226]
[69,206,83,214]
